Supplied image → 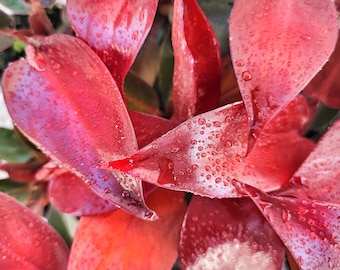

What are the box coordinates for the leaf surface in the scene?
[229,0,338,137]
[0,192,69,269]
[172,0,221,122]
[68,189,186,270]
[67,0,158,90]
[180,196,284,269]
[2,34,155,219]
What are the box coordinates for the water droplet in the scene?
[310,232,317,240]
[104,188,111,194]
[305,248,311,254]
[144,211,154,219]
[198,118,206,125]
[242,71,252,81]
[235,59,245,66]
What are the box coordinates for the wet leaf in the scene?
[2,34,155,220]
[229,0,338,137]
[180,196,285,269]
[48,171,118,216]
[0,192,69,269]
[124,72,160,115]
[0,128,33,163]
[246,186,340,270]
[66,0,158,90]
[110,96,314,197]
[68,189,186,270]
[172,0,221,122]
[282,119,340,204]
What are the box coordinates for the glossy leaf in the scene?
[68,189,186,270]
[2,34,155,220]
[180,196,285,269]
[172,0,221,122]
[48,171,118,216]
[283,119,340,204]
[303,38,340,109]
[66,0,158,90]
[110,96,314,197]
[245,185,340,270]
[0,192,69,269]
[229,0,338,136]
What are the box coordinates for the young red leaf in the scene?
[245,186,340,270]
[110,96,314,197]
[2,34,155,220]
[180,196,285,269]
[68,189,186,270]
[67,0,158,90]
[283,119,340,204]
[0,192,69,269]
[48,172,118,216]
[303,38,340,109]
[172,0,221,122]
[229,0,338,137]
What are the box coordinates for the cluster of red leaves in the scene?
[1,0,340,269]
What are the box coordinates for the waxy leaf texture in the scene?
[2,34,155,220]
[172,0,221,122]
[67,0,158,90]
[229,0,338,137]
[0,192,69,269]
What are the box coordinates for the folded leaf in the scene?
[180,196,285,269]
[110,96,314,197]
[2,34,155,220]
[48,172,118,216]
[283,119,340,204]
[229,0,338,137]
[67,0,158,90]
[68,189,186,270]
[172,0,221,122]
[245,185,340,270]
[0,192,69,269]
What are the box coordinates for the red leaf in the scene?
[245,186,340,270]
[66,0,158,90]
[48,172,117,216]
[303,37,340,109]
[68,189,186,270]
[180,196,285,269]
[2,34,155,220]
[172,0,221,122]
[229,0,338,136]
[129,110,178,148]
[283,119,340,204]
[0,192,69,269]
[110,96,313,197]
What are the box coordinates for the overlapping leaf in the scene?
[282,119,340,204]
[68,189,186,270]
[67,0,158,90]
[2,34,155,220]
[245,185,340,270]
[229,0,338,137]
[172,0,221,122]
[180,196,285,269]
[110,96,314,197]
[0,192,69,269]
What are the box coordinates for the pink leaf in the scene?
[172,0,221,122]
[0,192,69,269]
[48,172,117,216]
[245,185,340,270]
[283,119,340,204]
[2,34,155,220]
[110,96,314,197]
[68,189,186,270]
[180,196,285,269]
[67,0,158,90]
[229,0,338,137]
